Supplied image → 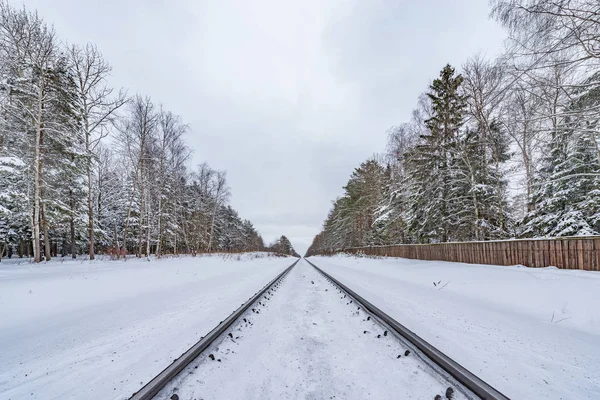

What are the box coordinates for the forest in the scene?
[0,1,299,261]
[308,0,600,256]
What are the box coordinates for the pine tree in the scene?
[407,64,467,242]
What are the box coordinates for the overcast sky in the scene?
[20,0,507,254]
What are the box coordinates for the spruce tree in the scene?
[486,121,513,237]
[523,73,600,237]
[408,64,467,242]
[343,159,386,246]
[450,120,512,241]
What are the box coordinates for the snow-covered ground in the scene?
[159,259,467,400]
[310,254,600,400]
[0,253,292,400]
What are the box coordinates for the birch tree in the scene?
[153,109,189,257]
[207,170,229,252]
[69,43,126,260]
[117,95,158,257]
[0,3,80,262]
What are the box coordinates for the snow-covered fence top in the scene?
[332,236,600,271]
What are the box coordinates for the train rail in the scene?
[305,258,509,400]
[129,259,299,400]
[129,258,509,400]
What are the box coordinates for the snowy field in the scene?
[310,255,600,400]
[158,260,467,400]
[0,253,292,400]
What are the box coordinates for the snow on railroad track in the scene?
[157,259,469,400]
[0,254,290,400]
[311,254,600,400]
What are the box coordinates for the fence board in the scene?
[328,236,600,271]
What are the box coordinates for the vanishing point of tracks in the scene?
[129,258,509,400]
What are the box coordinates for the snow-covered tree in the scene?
[406,64,467,242]
[268,235,298,256]
[0,2,81,261]
[523,72,600,236]
[69,43,127,260]
[0,1,267,260]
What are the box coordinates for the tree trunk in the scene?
[87,165,95,260]
[442,148,449,243]
[156,195,163,257]
[495,159,505,236]
[137,186,145,257]
[471,174,481,241]
[146,211,151,258]
[207,203,218,252]
[70,188,76,259]
[137,159,145,257]
[122,168,139,257]
[41,192,51,262]
[523,134,533,212]
[32,91,43,263]
[112,220,118,252]
[61,235,67,257]
[173,226,177,255]
[179,206,190,254]
[83,112,96,261]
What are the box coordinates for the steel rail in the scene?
[129,258,299,400]
[305,258,510,400]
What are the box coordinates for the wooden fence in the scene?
[334,236,600,271]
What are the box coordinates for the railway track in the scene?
[129,259,299,400]
[129,258,509,400]
[305,258,510,400]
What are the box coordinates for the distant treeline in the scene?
[308,1,600,256]
[0,1,294,261]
